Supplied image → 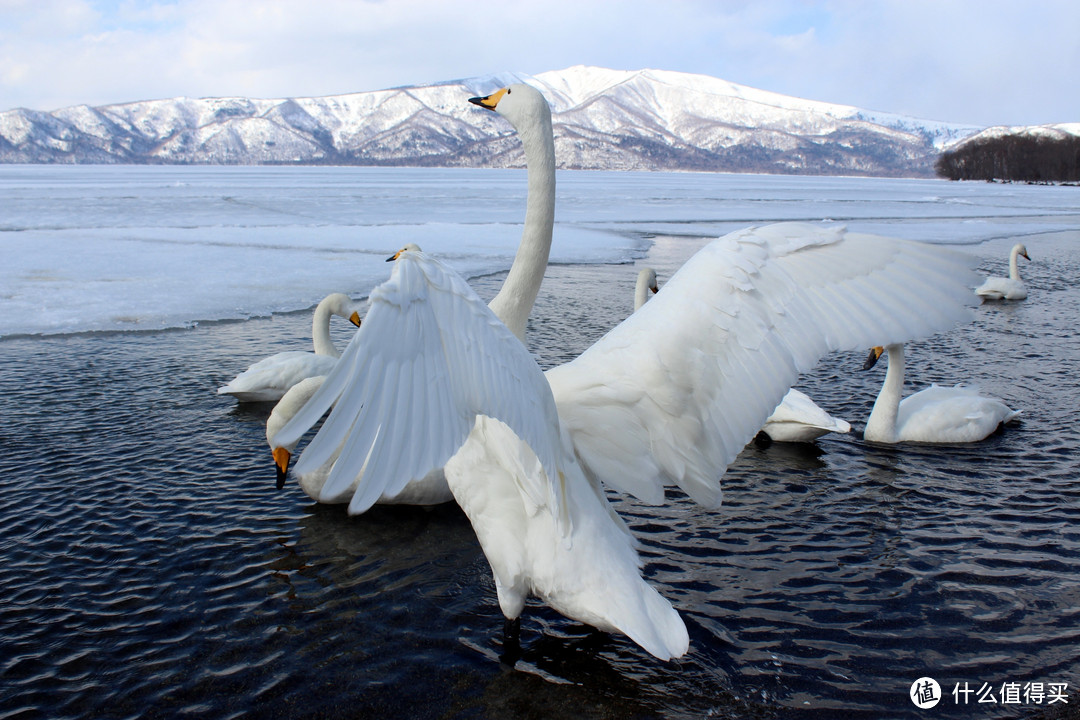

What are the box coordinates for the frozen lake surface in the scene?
[3,165,1078,337]
[2,166,1079,719]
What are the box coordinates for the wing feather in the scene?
[274,250,566,518]
[547,222,978,507]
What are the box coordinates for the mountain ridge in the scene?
[0,65,984,176]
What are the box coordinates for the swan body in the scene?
[276,222,978,659]
[446,416,689,660]
[862,344,1021,443]
[634,266,849,445]
[218,293,362,402]
[976,243,1030,301]
[760,388,852,443]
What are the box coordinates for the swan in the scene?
[759,388,852,444]
[635,267,849,444]
[217,293,362,403]
[274,221,979,660]
[267,83,555,505]
[861,343,1021,444]
[976,242,1030,301]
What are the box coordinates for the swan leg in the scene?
[500,617,522,664]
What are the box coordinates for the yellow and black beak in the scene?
[386,249,405,262]
[348,311,361,327]
[273,447,291,490]
[861,346,885,371]
[469,87,508,111]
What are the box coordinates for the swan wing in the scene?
[272,250,567,518]
[547,222,978,506]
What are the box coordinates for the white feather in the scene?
[546,223,979,506]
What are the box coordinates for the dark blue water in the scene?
[2,231,1079,719]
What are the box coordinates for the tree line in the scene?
[936,133,1080,182]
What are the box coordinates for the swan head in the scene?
[1014,243,1031,261]
[469,83,549,129]
[386,243,423,262]
[640,268,658,294]
[273,447,291,490]
[862,346,885,371]
[322,292,362,327]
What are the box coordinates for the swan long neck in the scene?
[864,344,905,443]
[311,301,340,358]
[487,104,556,342]
[634,282,651,311]
[1009,245,1023,280]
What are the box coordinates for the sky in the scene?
[1,0,1077,128]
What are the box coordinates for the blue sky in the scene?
[1,0,1077,127]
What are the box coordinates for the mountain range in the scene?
[0,65,986,176]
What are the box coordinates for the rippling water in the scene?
[3,227,1080,719]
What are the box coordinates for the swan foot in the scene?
[500,617,522,665]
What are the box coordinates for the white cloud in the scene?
[0,0,1077,126]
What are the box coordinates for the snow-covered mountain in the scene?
[950,122,1080,146]
[0,65,982,176]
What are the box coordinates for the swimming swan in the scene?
[274,222,979,660]
[861,343,1021,443]
[976,242,1030,301]
[635,267,849,444]
[268,83,555,506]
[217,293,362,403]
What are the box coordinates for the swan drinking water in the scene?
[861,343,1021,443]
[976,242,1030,301]
[217,293,362,403]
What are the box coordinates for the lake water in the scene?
[2,166,1079,719]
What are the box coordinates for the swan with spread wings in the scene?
[273,216,978,660]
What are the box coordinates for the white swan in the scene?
[274,220,978,660]
[976,242,1030,301]
[759,388,852,444]
[861,343,1021,443]
[267,83,555,506]
[217,293,362,402]
[635,267,849,444]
